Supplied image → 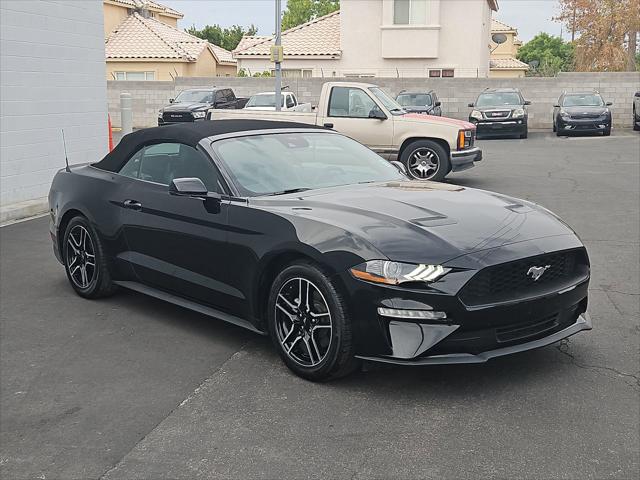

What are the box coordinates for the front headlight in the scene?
[560,109,570,118]
[158,110,163,118]
[470,110,483,121]
[192,111,206,119]
[512,108,525,118]
[350,260,451,285]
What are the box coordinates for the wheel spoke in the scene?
[276,302,296,321]
[310,335,322,364]
[312,324,331,331]
[281,325,297,345]
[302,337,317,365]
[67,239,79,254]
[286,335,302,354]
[80,266,88,286]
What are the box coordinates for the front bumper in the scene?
[450,146,482,172]
[358,312,591,365]
[558,118,610,133]
[473,119,527,136]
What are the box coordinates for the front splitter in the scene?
[356,312,592,366]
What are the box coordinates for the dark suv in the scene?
[395,90,442,115]
[468,88,530,139]
[553,91,612,136]
[158,88,248,126]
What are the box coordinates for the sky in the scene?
[162,0,563,42]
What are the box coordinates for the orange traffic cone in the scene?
[108,114,114,152]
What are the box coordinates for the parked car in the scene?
[244,91,299,111]
[395,90,442,115]
[209,82,481,182]
[468,88,530,139]
[553,91,612,136]
[158,87,248,126]
[633,91,640,131]
[48,120,592,381]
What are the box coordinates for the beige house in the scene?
[234,0,498,78]
[104,0,236,80]
[489,18,528,78]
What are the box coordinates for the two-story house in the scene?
[234,0,498,78]
[489,18,528,77]
[104,0,237,80]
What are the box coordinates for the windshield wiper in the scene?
[266,188,312,196]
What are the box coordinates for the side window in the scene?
[225,89,236,101]
[215,90,225,104]
[118,143,221,192]
[286,94,295,108]
[328,87,377,118]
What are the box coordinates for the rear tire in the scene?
[603,126,611,136]
[267,261,359,381]
[63,216,117,299]
[401,140,450,182]
[520,128,528,139]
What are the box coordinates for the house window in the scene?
[442,69,455,77]
[113,71,155,81]
[429,69,441,78]
[394,0,427,25]
[428,69,455,78]
[272,69,313,78]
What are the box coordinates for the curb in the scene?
[0,198,48,226]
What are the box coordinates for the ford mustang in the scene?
[48,120,592,380]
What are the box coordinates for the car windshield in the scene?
[562,94,604,107]
[396,93,432,107]
[174,90,213,103]
[246,94,284,107]
[211,132,404,197]
[476,92,522,107]
[369,87,406,115]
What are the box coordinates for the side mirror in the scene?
[554,104,560,108]
[468,102,474,107]
[390,160,407,175]
[169,177,208,196]
[369,106,387,120]
[606,101,613,106]
[635,92,640,97]
[434,101,442,107]
[169,98,175,103]
[524,100,531,105]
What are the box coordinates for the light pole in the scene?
[274,0,282,111]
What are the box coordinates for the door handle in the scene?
[123,199,142,211]
[323,123,334,129]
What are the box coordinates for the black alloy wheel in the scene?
[63,216,116,298]
[267,262,359,381]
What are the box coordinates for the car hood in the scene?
[561,105,608,115]
[398,113,475,130]
[253,181,576,264]
[162,102,211,112]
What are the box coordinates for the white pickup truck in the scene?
[208,82,481,181]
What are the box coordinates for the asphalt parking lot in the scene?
[1,131,639,480]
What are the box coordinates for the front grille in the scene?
[459,248,588,306]
[496,313,559,343]
[484,110,511,119]
[162,112,193,122]
[569,113,602,120]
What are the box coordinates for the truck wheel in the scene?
[401,140,450,182]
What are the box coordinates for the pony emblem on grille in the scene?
[527,265,551,281]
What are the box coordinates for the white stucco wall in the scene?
[1,0,108,212]
[236,0,493,78]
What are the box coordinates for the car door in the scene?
[320,86,394,154]
[116,142,241,310]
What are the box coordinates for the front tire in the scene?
[63,216,117,299]
[520,127,528,139]
[401,140,450,182]
[603,126,611,136]
[267,262,359,381]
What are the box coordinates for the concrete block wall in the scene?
[1,0,108,210]
[108,72,640,130]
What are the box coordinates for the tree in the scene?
[186,24,258,51]
[517,32,575,76]
[555,0,640,71]
[282,0,339,30]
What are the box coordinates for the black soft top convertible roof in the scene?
[94,119,325,172]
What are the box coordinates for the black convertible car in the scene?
[49,120,592,380]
